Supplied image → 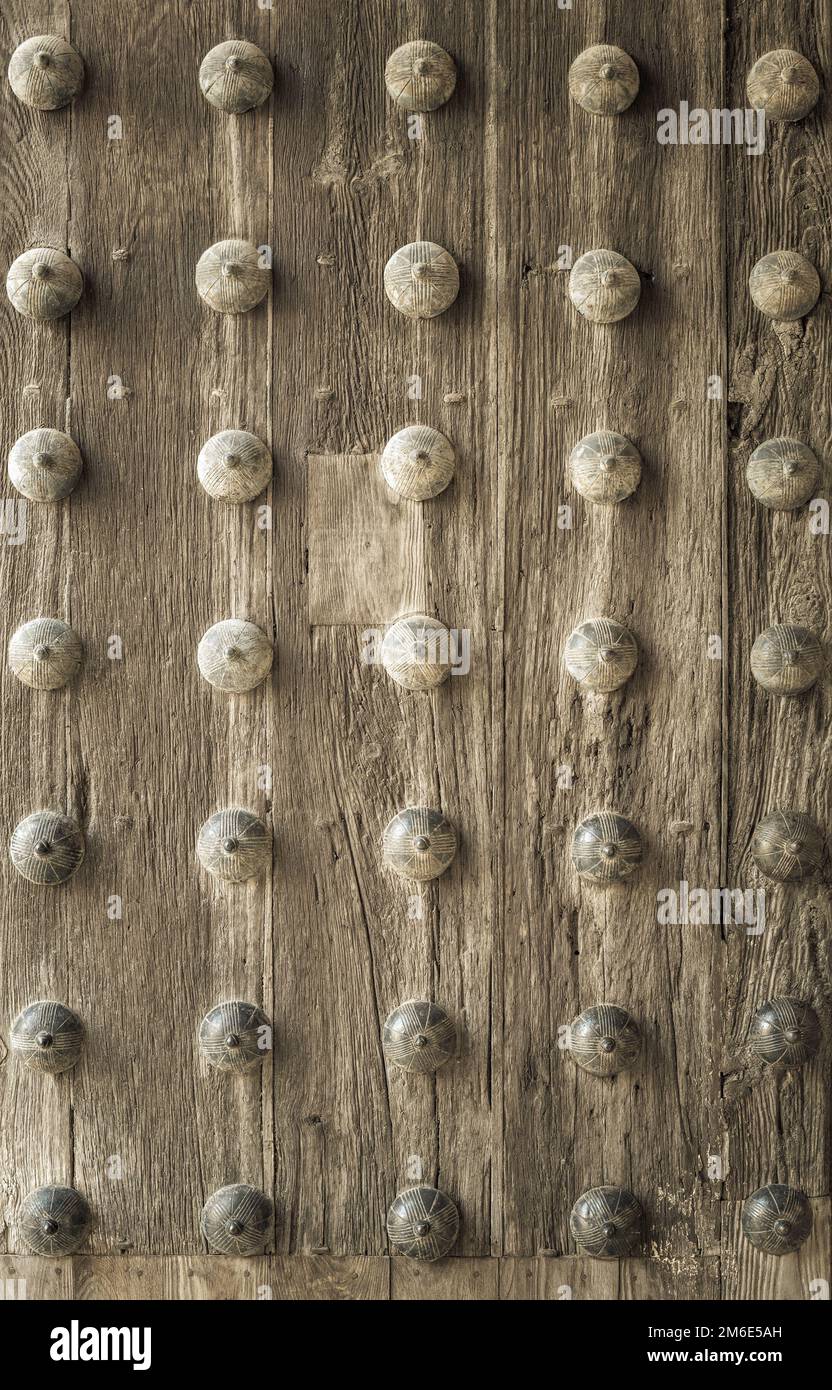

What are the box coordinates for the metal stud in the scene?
[200,1184,272,1255]
[380,425,455,501]
[569,1005,642,1077]
[385,40,456,111]
[568,45,640,116]
[741,1185,812,1256]
[197,619,273,692]
[564,618,638,692]
[8,617,82,689]
[10,811,85,886]
[380,613,455,691]
[382,807,457,882]
[570,1185,642,1258]
[745,437,819,511]
[569,249,640,323]
[6,248,83,320]
[384,241,459,319]
[386,1185,459,1261]
[8,35,84,109]
[20,1186,91,1255]
[197,808,271,882]
[749,251,820,321]
[199,40,273,113]
[572,812,643,885]
[11,1001,84,1073]
[382,999,456,1073]
[7,428,82,502]
[199,1001,272,1072]
[747,50,820,122]
[748,997,821,1069]
[750,625,823,695]
[197,429,272,504]
[195,239,270,314]
[569,430,641,505]
[751,811,823,883]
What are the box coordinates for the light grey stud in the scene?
[8,35,84,109]
[384,40,456,111]
[8,617,82,690]
[384,241,459,319]
[199,40,273,113]
[380,613,454,691]
[747,50,820,122]
[569,1005,642,1077]
[746,437,819,511]
[201,1184,272,1255]
[751,811,823,883]
[197,429,272,503]
[387,1185,459,1261]
[382,999,456,1073]
[197,808,271,881]
[564,618,638,692]
[199,1001,272,1072]
[8,428,82,502]
[6,248,83,320]
[11,1001,84,1073]
[568,45,639,116]
[572,812,643,885]
[10,811,85,885]
[197,619,273,692]
[20,1186,91,1255]
[749,250,820,321]
[569,430,641,505]
[195,238,270,314]
[751,625,823,695]
[381,425,455,501]
[569,249,640,323]
[382,807,458,882]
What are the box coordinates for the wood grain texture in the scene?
[721,1198,831,1300]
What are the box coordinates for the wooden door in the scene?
[0,0,828,1303]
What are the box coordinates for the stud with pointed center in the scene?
[11,1001,84,1073]
[749,250,820,321]
[8,617,82,689]
[745,437,819,511]
[568,44,640,116]
[751,810,823,883]
[569,1005,642,1077]
[197,619,273,692]
[569,430,642,504]
[8,427,82,502]
[572,812,643,885]
[382,807,457,882]
[195,238,270,313]
[384,241,459,319]
[200,1184,272,1255]
[20,1186,91,1255]
[381,425,455,501]
[197,429,272,503]
[748,997,821,1069]
[747,50,820,122]
[382,999,456,1073]
[197,808,271,881]
[570,1186,641,1258]
[199,1001,272,1072]
[741,1185,812,1256]
[199,40,273,112]
[10,811,85,886]
[386,1185,459,1261]
[6,248,83,320]
[750,625,823,695]
[564,618,638,693]
[385,40,456,111]
[569,249,641,323]
[8,35,84,109]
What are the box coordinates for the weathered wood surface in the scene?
[0,0,829,1298]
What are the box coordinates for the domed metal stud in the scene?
[197,429,272,504]
[384,241,459,319]
[11,1001,84,1074]
[196,808,271,882]
[747,50,820,122]
[569,430,641,505]
[741,1185,812,1256]
[382,999,456,1073]
[20,1185,91,1255]
[749,251,820,322]
[199,1001,272,1072]
[380,613,454,691]
[564,618,638,693]
[8,35,84,110]
[10,811,85,886]
[6,248,83,320]
[8,617,82,690]
[750,625,823,695]
[382,807,457,882]
[569,1005,642,1077]
[384,40,456,112]
[199,40,273,113]
[195,238,270,314]
[380,425,455,501]
[748,997,821,1069]
[201,1183,272,1255]
[569,249,640,324]
[745,437,819,511]
[570,1185,641,1258]
[7,428,82,503]
[197,619,273,692]
[568,44,640,116]
[751,811,823,883]
[572,812,643,885]
[386,1185,459,1261]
